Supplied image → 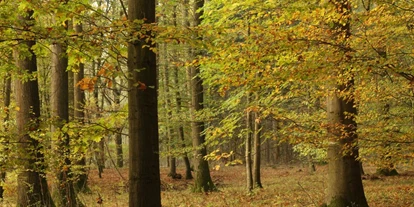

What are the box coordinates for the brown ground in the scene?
[77,164,414,207]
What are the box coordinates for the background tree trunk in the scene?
[51,34,78,206]
[245,108,253,192]
[174,67,193,179]
[252,110,262,188]
[113,79,124,168]
[73,22,89,192]
[0,72,11,199]
[127,0,161,205]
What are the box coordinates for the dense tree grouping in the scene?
[0,0,413,206]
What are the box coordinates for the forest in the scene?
[0,0,413,206]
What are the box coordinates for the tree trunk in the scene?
[0,73,11,199]
[51,32,78,206]
[162,43,178,178]
[127,0,161,205]
[176,0,193,180]
[325,1,368,206]
[190,0,216,193]
[113,81,124,168]
[253,110,262,188]
[73,22,89,192]
[245,108,253,192]
[174,68,193,179]
[14,11,54,206]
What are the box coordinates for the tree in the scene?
[14,10,54,207]
[51,12,78,206]
[73,22,89,191]
[325,0,368,206]
[0,72,10,199]
[245,105,253,192]
[127,0,161,205]
[190,0,216,192]
[252,106,262,188]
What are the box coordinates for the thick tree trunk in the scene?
[252,110,262,188]
[325,2,368,206]
[15,11,54,206]
[127,0,161,205]
[52,36,78,206]
[190,64,215,192]
[245,109,253,192]
[326,91,368,206]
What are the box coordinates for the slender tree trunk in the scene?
[174,66,193,179]
[245,108,253,192]
[128,0,161,205]
[15,11,54,206]
[91,60,105,178]
[326,1,368,206]
[113,79,124,168]
[0,73,11,199]
[178,0,194,180]
[73,22,88,191]
[162,43,178,178]
[252,110,262,188]
[376,104,398,176]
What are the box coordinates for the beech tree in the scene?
[190,0,216,193]
[14,10,54,207]
[51,21,78,207]
[127,0,161,205]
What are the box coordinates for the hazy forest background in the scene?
[0,0,413,206]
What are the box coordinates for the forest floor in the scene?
[1,164,414,206]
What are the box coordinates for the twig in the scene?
[297,181,318,207]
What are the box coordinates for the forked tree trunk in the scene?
[15,11,54,206]
[127,0,161,205]
[326,2,368,206]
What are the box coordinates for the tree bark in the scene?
[174,66,193,179]
[51,32,78,206]
[0,72,11,199]
[190,0,216,192]
[73,22,89,192]
[14,11,54,206]
[113,79,124,168]
[252,110,262,188]
[326,2,368,206]
[245,108,253,192]
[127,0,161,205]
